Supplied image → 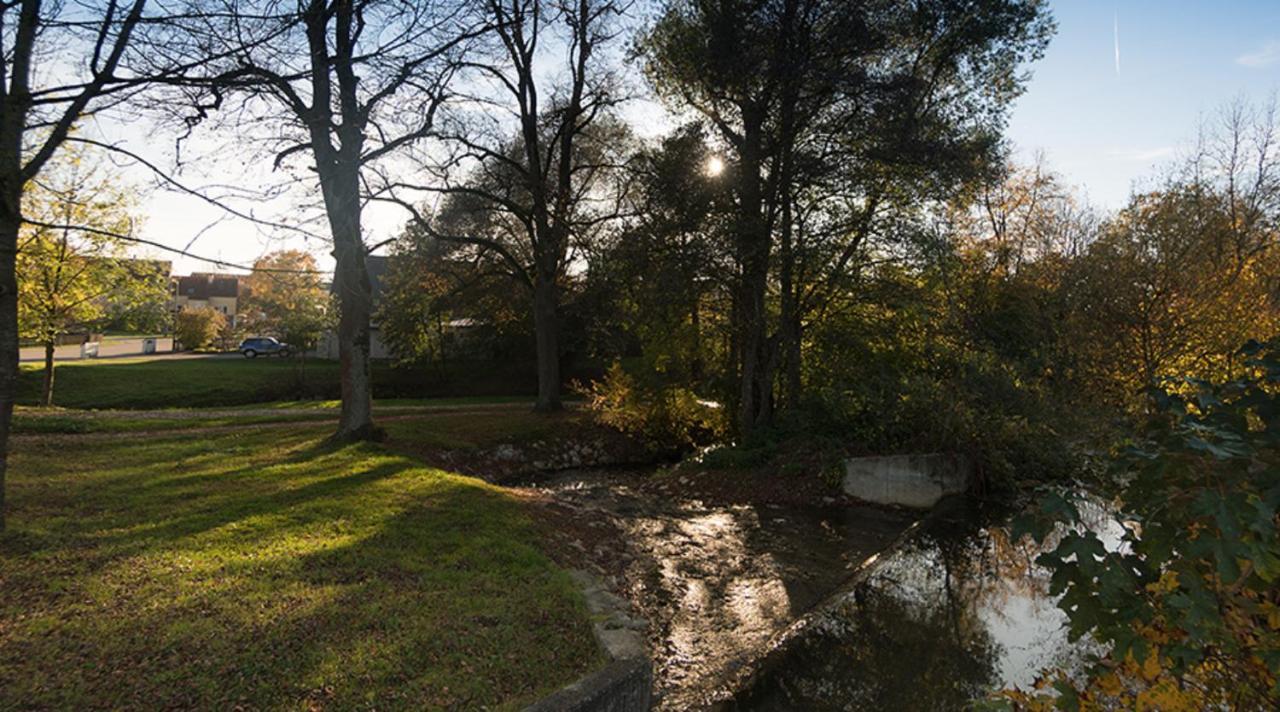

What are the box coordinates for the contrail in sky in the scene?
[1114,13,1121,75]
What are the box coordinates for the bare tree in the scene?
[169,0,484,440]
[379,0,632,412]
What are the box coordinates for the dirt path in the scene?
[521,469,915,710]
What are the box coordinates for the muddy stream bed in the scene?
[517,467,915,709]
[521,468,1115,710]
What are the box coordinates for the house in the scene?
[171,272,243,324]
[312,255,392,359]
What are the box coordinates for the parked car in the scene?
[239,337,291,358]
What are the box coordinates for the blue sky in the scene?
[1007,0,1280,207]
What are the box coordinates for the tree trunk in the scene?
[532,274,562,412]
[737,271,772,438]
[319,159,377,442]
[0,211,18,531]
[689,292,704,382]
[780,314,802,409]
[41,340,54,407]
[331,233,376,440]
[777,193,802,410]
[735,117,774,439]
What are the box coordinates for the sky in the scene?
[128,0,1280,276]
[1006,0,1280,206]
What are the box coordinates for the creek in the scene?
[725,495,1120,710]
[525,466,1116,711]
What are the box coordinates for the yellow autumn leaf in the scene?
[1135,679,1198,712]
[1097,672,1123,696]
[1146,570,1180,595]
[1140,650,1162,682]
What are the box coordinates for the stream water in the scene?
[724,495,1120,711]
[527,466,1118,711]
[522,469,915,709]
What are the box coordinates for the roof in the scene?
[176,273,241,300]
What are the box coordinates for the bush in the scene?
[174,307,227,351]
[1010,338,1280,709]
[581,362,724,449]
[802,337,1080,491]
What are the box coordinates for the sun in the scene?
[704,155,725,177]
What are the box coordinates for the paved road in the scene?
[18,338,237,363]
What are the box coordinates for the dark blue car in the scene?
[239,337,291,358]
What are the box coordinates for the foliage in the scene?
[800,259,1082,490]
[17,149,165,346]
[0,426,600,708]
[1069,188,1280,408]
[16,146,169,406]
[1010,339,1280,709]
[174,306,227,351]
[582,124,731,392]
[377,227,530,365]
[640,0,1054,435]
[582,362,725,450]
[240,250,331,350]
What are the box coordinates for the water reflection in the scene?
[523,469,912,710]
[729,496,1107,711]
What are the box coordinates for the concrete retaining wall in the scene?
[524,659,651,712]
[523,570,652,712]
[841,453,971,509]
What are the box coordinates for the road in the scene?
[18,337,234,363]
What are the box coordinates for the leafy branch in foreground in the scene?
[1007,339,1280,709]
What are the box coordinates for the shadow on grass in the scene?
[0,427,600,709]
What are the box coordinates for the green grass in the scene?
[11,411,338,434]
[17,358,562,410]
[381,410,590,450]
[243,395,540,411]
[0,426,602,709]
[19,358,342,409]
[10,403,583,438]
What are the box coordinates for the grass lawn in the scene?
[0,426,602,709]
[243,396,537,410]
[380,410,587,451]
[16,357,560,410]
[10,410,338,434]
[9,401,570,436]
[18,357,342,409]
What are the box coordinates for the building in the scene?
[313,255,391,359]
[171,272,243,324]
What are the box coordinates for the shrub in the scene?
[581,361,725,449]
[803,340,1080,491]
[174,307,227,351]
[1009,338,1280,709]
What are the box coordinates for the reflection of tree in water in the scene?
[732,497,1108,710]
[732,519,1001,710]
[731,583,1000,710]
